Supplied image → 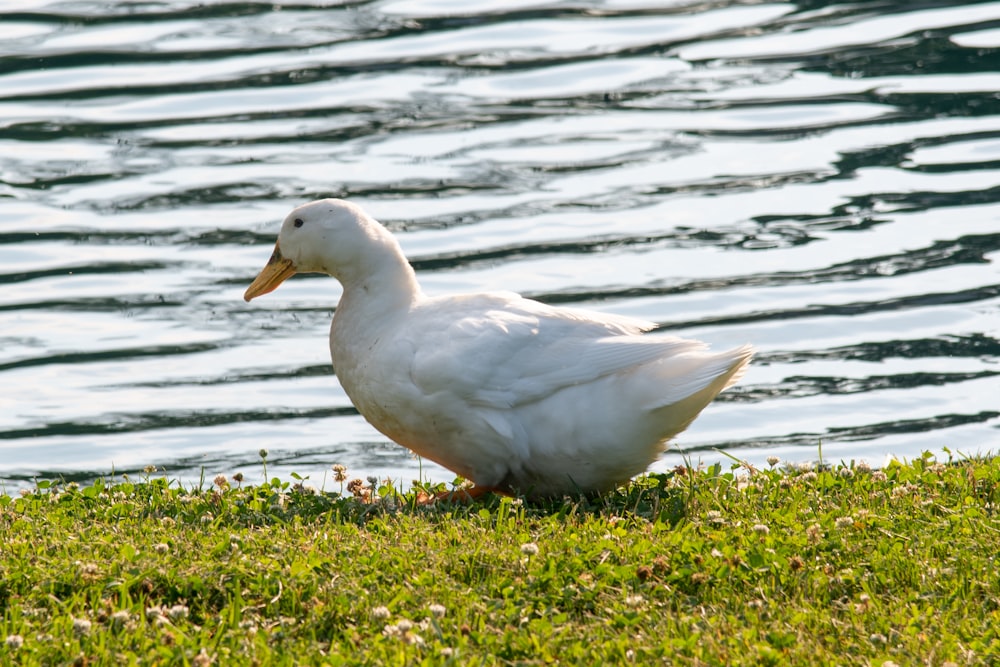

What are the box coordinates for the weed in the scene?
[1,452,998,665]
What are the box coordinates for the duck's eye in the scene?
[293,218,304,228]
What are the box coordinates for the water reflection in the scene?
[1,0,998,491]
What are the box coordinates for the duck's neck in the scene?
[334,235,423,325]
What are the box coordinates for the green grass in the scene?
[2,450,999,666]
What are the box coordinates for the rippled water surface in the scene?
[2,0,999,491]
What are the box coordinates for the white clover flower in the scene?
[429,604,446,618]
[396,619,413,633]
[110,610,131,629]
[4,635,24,649]
[154,543,169,554]
[520,542,539,556]
[835,516,854,530]
[766,456,780,467]
[402,632,424,646]
[168,605,189,621]
[855,460,872,473]
[372,606,391,620]
[624,594,645,607]
[752,524,770,536]
[72,618,92,635]
[838,467,854,478]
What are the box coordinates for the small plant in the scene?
[0,451,997,665]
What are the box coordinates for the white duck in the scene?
[245,199,752,499]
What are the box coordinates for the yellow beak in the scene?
[244,242,297,302]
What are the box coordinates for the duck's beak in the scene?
[244,242,297,302]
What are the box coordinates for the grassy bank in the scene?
[1,451,999,666]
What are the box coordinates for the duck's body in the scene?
[245,199,752,498]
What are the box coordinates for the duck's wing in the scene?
[405,292,710,410]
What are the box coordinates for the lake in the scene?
[2,0,999,493]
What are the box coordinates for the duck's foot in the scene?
[415,485,500,505]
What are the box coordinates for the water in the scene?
[2,0,999,492]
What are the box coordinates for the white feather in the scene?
[247,199,754,498]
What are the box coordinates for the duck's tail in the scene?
[641,342,753,439]
[643,343,752,408]
[718,343,754,390]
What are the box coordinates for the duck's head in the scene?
[244,198,399,302]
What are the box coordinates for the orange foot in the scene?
[415,486,501,505]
